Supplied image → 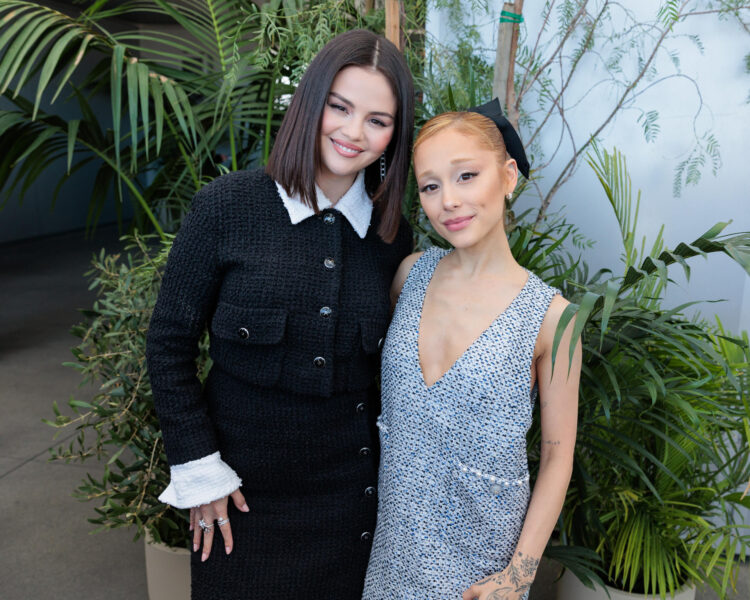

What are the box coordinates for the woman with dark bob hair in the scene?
[146,29,414,598]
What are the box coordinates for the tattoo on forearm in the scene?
[518,551,540,581]
[476,551,540,597]
[542,439,560,445]
[508,560,522,588]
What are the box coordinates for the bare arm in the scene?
[389,251,423,309]
[464,294,581,600]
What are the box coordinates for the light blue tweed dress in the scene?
[362,246,560,600]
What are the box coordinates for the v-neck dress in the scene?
[362,246,560,599]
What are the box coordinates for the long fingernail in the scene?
[240,503,249,512]
[225,546,231,554]
[202,553,208,562]
[193,543,198,552]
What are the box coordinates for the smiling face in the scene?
[317,65,397,194]
[414,125,518,248]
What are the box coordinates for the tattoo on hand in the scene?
[487,586,514,599]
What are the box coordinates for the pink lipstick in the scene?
[331,138,363,157]
[442,216,474,232]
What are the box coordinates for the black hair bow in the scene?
[468,98,530,179]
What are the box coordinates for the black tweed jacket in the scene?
[146,168,412,467]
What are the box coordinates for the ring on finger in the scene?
[217,516,230,527]
[198,518,213,532]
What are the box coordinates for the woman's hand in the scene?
[189,489,249,562]
[462,551,540,600]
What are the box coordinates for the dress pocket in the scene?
[209,302,287,386]
[442,458,530,561]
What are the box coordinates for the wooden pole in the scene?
[492,0,524,129]
[385,0,401,50]
[506,0,523,129]
[492,3,515,101]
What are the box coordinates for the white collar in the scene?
[275,170,373,239]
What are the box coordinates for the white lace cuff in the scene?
[158,451,242,509]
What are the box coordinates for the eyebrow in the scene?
[328,92,394,119]
[416,158,477,176]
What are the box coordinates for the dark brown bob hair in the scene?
[266,29,414,243]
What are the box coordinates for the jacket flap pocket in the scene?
[211,303,287,344]
[360,318,386,354]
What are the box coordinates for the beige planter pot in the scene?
[144,533,191,600]
[556,567,695,600]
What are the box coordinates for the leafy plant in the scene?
[46,233,195,548]
[542,145,750,598]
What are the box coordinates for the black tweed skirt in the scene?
[191,379,380,599]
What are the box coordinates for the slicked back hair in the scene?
[266,29,414,243]
[414,112,509,164]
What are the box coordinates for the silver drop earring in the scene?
[380,153,386,182]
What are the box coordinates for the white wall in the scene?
[428,1,750,333]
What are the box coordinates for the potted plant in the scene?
[46,234,195,599]
[549,146,750,600]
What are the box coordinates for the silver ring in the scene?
[217,517,230,527]
[198,518,213,532]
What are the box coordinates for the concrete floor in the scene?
[0,226,147,599]
[0,226,746,600]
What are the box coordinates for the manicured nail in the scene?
[225,546,231,554]
[193,543,198,552]
[240,503,249,512]
[201,553,208,562]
